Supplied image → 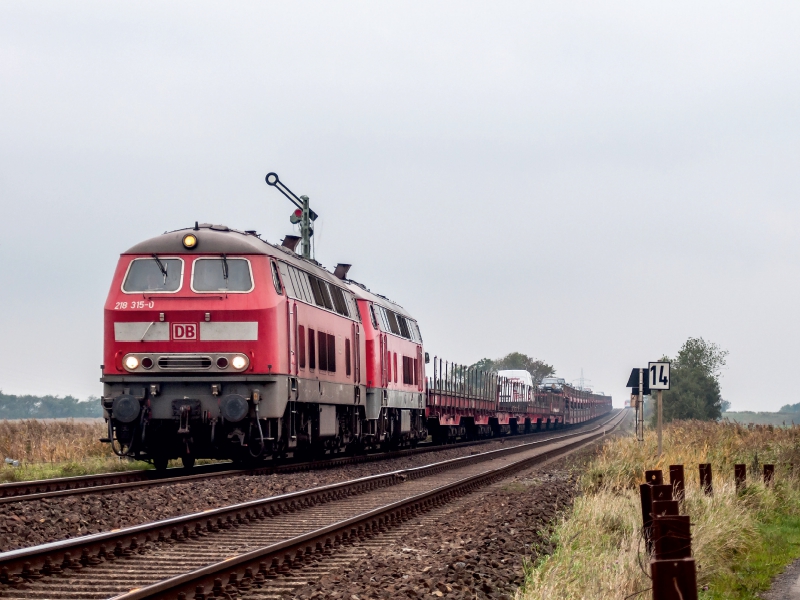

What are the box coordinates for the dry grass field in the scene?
[0,419,134,481]
[520,419,800,600]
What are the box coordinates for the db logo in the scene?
[172,323,198,340]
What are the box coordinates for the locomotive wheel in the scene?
[153,456,168,471]
[181,455,195,469]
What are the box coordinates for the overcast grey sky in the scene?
[1,2,798,410]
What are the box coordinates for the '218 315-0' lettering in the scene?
[114,301,155,310]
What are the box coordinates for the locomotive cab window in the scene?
[122,257,184,293]
[191,257,254,293]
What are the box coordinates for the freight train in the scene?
[101,223,612,469]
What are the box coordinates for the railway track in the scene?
[0,410,625,599]
[0,418,609,505]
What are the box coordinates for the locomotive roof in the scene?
[123,225,417,321]
[123,224,346,288]
[341,280,414,320]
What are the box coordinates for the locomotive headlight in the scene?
[182,233,198,249]
[124,355,140,370]
[231,355,248,370]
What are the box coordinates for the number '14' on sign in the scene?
[648,362,670,390]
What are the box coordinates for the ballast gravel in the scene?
[0,436,553,553]
[288,452,587,600]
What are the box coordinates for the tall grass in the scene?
[520,420,800,599]
[0,419,111,463]
[0,419,133,482]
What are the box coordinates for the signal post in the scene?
[626,362,671,456]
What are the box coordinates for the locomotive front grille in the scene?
[157,355,213,370]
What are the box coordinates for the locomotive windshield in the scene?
[192,257,253,292]
[122,257,183,293]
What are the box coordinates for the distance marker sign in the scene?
[648,362,671,390]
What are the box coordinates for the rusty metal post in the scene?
[669,465,685,501]
[651,483,673,505]
[699,463,713,495]
[764,464,775,485]
[653,514,692,559]
[651,558,698,600]
[640,470,663,554]
[646,469,664,486]
[735,464,746,492]
[652,500,680,519]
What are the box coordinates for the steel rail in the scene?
[0,410,624,590]
[0,415,610,504]
[118,409,628,600]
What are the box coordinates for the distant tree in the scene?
[655,337,728,424]
[779,402,800,413]
[720,400,731,412]
[0,391,102,419]
[470,352,555,386]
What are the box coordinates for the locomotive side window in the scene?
[290,267,313,304]
[385,310,401,336]
[271,262,283,295]
[376,306,390,332]
[345,338,351,376]
[277,263,296,297]
[192,257,253,293]
[318,280,334,311]
[330,285,350,317]
[281,265,360,322]
[299,325,306,369]
[346,293,361,321]
[122,257,183,293]
[397,315,411,339]
[369,304,378,329]
[308,328,316,370]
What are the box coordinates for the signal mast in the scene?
[265,172,318,260]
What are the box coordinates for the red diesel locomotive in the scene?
[101,181,611,468]
[102,224,429,468]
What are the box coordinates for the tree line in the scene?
[0,392,102,419]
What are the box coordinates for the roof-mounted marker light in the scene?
[182,233,198,249]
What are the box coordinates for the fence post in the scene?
[646,470,699,600]
[640,470,663,553]
[651,559,698,600]
[735,464,746,492]
[669,465,685,501]
[699,463,713,495]
[764,464,774,486]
